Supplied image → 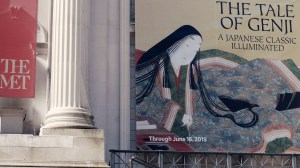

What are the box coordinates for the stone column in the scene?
[41,0,94,129]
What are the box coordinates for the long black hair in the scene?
[136,25,258,128]
[136,25,201,102]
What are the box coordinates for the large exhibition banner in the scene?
[0,0,38,98]
[135,0,300,153]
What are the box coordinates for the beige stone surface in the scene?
[40,128,104,137]
[0,129,109,167]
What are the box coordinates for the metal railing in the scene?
[110,150,300,168]
[130,156,160,168]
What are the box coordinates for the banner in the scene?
[136,0,300,153]
[0,0,38,98]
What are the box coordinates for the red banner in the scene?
[0,0,38,98]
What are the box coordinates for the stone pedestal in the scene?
[0,109,25,134]
[0,129,109,167]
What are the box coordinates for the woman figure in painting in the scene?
[136,25,258,138]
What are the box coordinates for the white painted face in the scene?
[168,35,202,66]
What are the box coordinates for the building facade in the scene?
[0,0,132,167]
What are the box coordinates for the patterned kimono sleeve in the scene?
[160,101,181,131]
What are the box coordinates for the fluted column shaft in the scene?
[41,0,94,129]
